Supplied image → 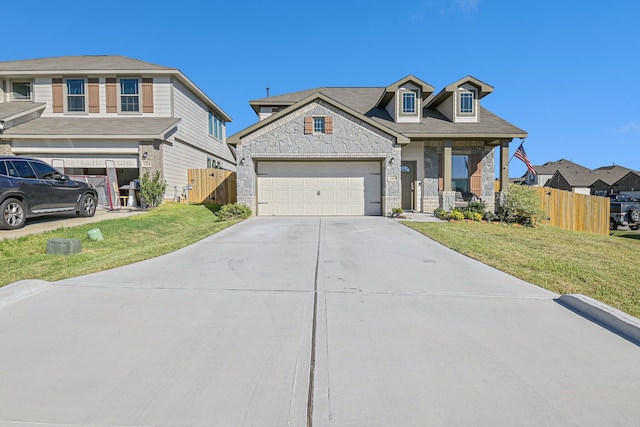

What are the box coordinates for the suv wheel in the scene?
[629,209,640,224]
[610,218,618,230]
[78,193,97,217]
[0,198,26,229]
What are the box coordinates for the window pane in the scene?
[67,80,84,95]
[313,117,325,133]
[452,155,469,178]
[120,79,138,95]
[402,92,416,113]
[121,96,139,112]
[68,96,85,112]
[0,161,7,176]
[10,160,37,179]
[460,93,473,113]
[13,82,31,100]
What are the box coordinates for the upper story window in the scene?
[402,92,416,114]
[459,92,474,114]
[208,113,224,140]
[66,79,86,112]
[304,116,333,134]
[313,117,325,133]
[13,81,32,101]
[120,79,140,112]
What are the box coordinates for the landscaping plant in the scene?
[140,171,167,208]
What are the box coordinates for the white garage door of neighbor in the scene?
[257,161,381,216]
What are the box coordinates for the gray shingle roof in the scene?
[0,102,46,120]
[593,165,635,185]
[4,117,180,138]
[533,159,591,175]
[249,86,526,138]
[0,55,174,72]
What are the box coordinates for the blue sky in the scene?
[4,0,639,177]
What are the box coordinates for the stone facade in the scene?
[139,140,164,179]
[0,140,12,155]
[237,100,400,216]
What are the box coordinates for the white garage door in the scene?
[257,161,381,216]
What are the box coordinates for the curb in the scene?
[557,294,640,345]
[0,280,52,308]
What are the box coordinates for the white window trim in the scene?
[313,116,326,134]
[64,78,87,114]
[400,91,417,115]
[118,77,141,114]
[12,80,32,101]
[457,90,476,115]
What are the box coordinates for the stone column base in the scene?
[439,191,456,212]
[422,196,440,213]
[237,196,257,216]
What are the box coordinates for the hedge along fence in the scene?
[187,169,237,205]
[534,187,609,235]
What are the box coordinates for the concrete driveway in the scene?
[1,217,640,426]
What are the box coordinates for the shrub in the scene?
[465,200,486,214]
[498,184,544,225]
[464,210,483,221]
[140,171,167,208]
[391,207,404,218]
[216,203,252,220]
[433,208,447,219]
[450,209,465,221]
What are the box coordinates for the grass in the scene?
[0,203,238,288]
[403,220,640,318]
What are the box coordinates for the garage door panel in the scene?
[257,161,381,216]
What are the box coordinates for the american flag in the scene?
[514,143,536,175]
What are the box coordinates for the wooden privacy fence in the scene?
[187,169,237,205]
[534,187,609,235]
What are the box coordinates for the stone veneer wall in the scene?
[237,100,401,216]
[0,140,12,155]
[139,140,164,180]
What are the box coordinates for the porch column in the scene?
[499,140,510,192]
[496,139,511,211]
[439,140,455,210]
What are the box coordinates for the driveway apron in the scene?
[1,217,640,426]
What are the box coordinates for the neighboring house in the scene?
[0,55,234,202]
[523,159,591,187]
[228,75,526,216]
[541,161,640,196]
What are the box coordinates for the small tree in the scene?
[499,183,544,225]
[140,171,167,208]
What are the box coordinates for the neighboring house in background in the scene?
[534,159,640,196]
[0,55,234,202]
[523,159,591,187]
[229,75,526,216]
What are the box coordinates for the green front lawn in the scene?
[0,203,238,287]
[403,221,640,318]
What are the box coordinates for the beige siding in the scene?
[34,78,53,115]
[436,95,454,121]
[171,79,235,165]
[152,77,172,116]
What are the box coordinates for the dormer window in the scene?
[460,92,473,114]
[402,92,416,114]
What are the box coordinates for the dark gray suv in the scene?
[0,156,98,229]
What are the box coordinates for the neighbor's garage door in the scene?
[257,161,381,216]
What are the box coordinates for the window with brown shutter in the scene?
[52,78,63,113]
[88,78,99,113]
[142,78,153,113]
[106,78,117,113]
[304,116,313,134]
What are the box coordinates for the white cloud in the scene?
[614,122,640,133]
[455,0,480,12]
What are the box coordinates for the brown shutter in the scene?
[88,78,99,113]
[304,117,313,134]
[142,78,154,113]
[325,116,333,134]
[470,153,482,196]
[52,78,63,113]
[106,78,117,113]
[438,153,443,191]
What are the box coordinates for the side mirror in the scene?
[59,174,70,182]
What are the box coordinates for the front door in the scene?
[401,161,416,211]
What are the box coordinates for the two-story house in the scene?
[228,75,526,216]
[0,55,234,203]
